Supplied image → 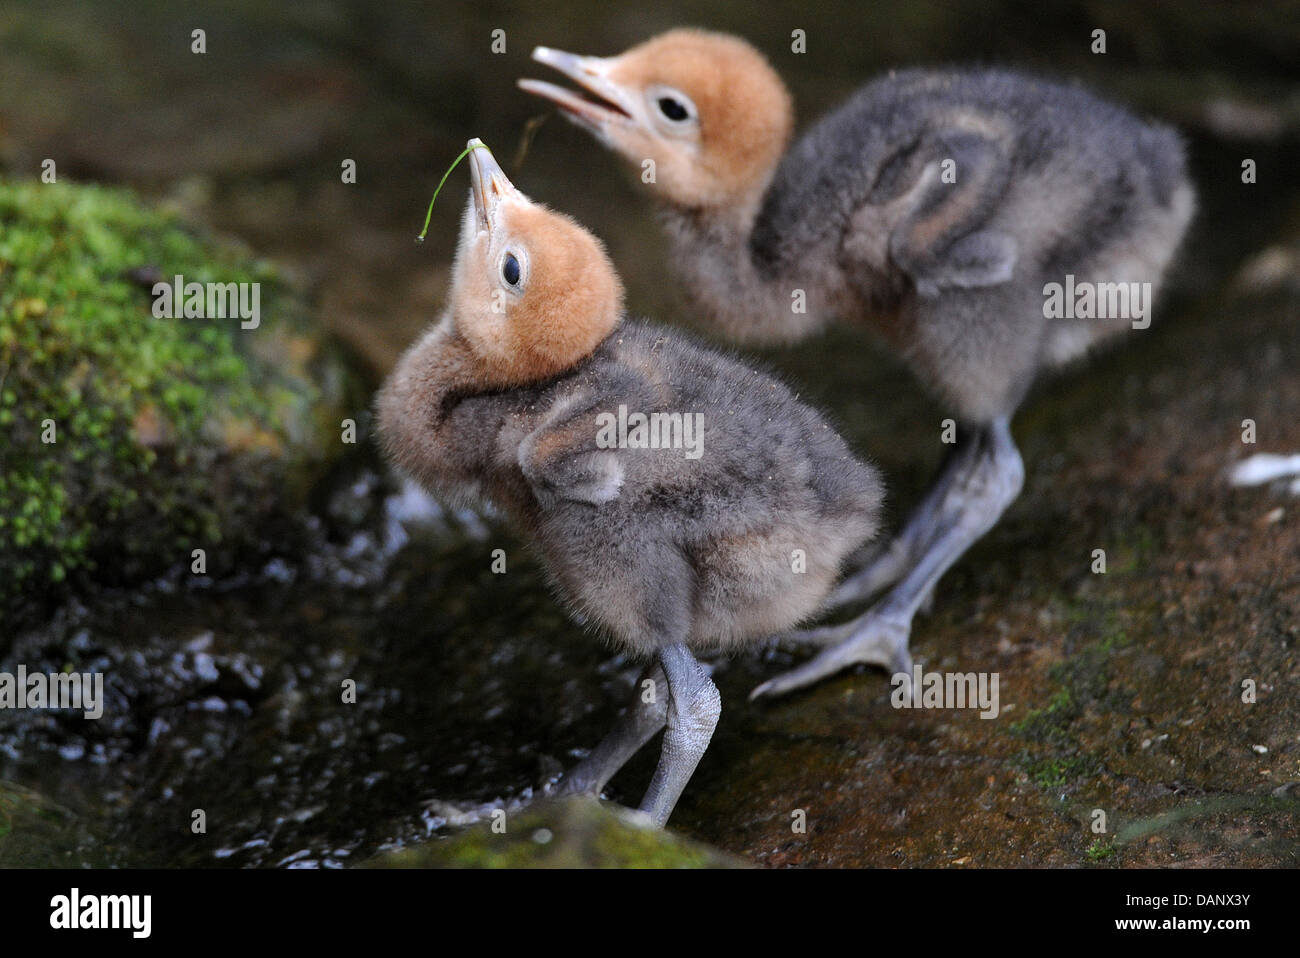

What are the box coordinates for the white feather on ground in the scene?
[1228,452,1300,495]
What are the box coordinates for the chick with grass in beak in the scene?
[377,140,883,826]
[521,30,1195,700]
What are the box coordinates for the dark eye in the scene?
[502,252,521,287]
[657,97,689,122]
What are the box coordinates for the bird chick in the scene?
[377,140,883,825]
[521,30,1196,698]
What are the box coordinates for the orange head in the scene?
[519,29,793,211]
[449,139,624,386]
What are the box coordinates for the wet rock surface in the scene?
[1,0,1298,867]
[365,796,748,868]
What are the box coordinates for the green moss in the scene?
[1019,753,1097,789]
[1008,610,1132,790]
[1085,838,1116,863]
[365,798,746,869]
[0,179,345,620]
[0,780,104,867]
[1009,687,1078,744]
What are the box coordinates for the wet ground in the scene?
[1,0,1298,866]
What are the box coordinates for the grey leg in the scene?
[639,644,722,827]
[553,664,668,798]
[751,418,1024,700]
[821,431,983,611]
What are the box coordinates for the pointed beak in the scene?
[467,138,516,231]
[518,46,635,135]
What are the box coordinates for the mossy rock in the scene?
[0,179,356,627]
[0,779,103,867]
[365,798,748,869]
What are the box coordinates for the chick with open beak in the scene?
[377,139,883,826]
[521,29,1195,702]
[519,33,792,211]
[518,49,635,137]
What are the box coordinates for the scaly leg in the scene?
[553,663,668,798]
[639,644,722,827]
[822,431,981,612]
[751,418,1024,700]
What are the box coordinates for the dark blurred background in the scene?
[3,0,1297,379]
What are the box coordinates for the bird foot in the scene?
[550,771,602,799]
[751,612,913,700]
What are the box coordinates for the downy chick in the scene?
[376,139,883,825]
[520,30,1196,698]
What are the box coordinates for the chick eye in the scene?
[657,97,690,122]
[502,252,521,287]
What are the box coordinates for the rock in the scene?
[0,180,359,629]
[364,797,747,869]
[0,780,103,867]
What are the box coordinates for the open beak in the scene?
[467,138,517,232]
[518,46,636,135]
